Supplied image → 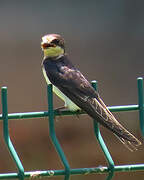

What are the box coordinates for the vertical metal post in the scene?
[1,87,24,180]
[137,77,144,136]
[47,84,70,180]
[91,81,114,180]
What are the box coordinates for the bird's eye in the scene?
[52,39,60,44]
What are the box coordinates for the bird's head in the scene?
[41,34,65,58]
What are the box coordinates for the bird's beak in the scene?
[41,41,56,50]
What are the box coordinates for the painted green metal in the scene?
[137,77,144,136]
[47,84,70,180]
[0,163,144,179]
[1,87,24,180]
[0,104,139,120]
[92,81,114,180]
[0,77,143,180]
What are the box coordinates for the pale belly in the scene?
[42,68,80,111]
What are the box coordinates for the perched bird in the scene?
[41,34,141,151]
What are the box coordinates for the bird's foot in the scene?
[75,109,84,119]
[54,106,66,121]
[55,106,66,115]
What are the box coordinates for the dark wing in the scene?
[51,66,141,150]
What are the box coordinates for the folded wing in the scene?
[51,66,141,151]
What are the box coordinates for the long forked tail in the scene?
[85,96,142,151]
[115,134,141,152]
[98,97,142,151]
[100,115,141,151]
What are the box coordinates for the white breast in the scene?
[42,67,80,111]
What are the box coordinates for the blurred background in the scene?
[0,1,144,180]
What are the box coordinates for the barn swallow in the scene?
[41,34,141,151]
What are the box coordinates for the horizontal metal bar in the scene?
[0,105,139,121]
[108,104,139,112]
[0,164,144,179]
[0,111,49,120]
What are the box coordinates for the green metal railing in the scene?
[0,77,144,180]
